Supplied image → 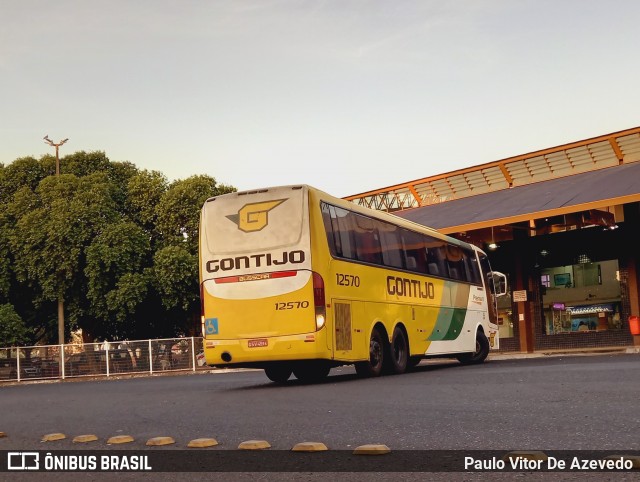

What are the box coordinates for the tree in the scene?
[0,304,29,347]
[2,151,236,344]
[9,172,119,341]
[152,176,236,334]
[125,170,168,240]
[155,175,235,254]
[84,221,152,340]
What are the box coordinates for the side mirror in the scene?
[490,271,507,297]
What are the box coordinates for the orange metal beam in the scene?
[609,136,624,164]
[407,184,422,207]
[344,126,640,201]
[498,163,513,187]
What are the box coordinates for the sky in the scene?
[2,0,640,198]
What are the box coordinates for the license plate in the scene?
[247,338,268,348]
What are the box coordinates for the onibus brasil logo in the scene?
[226,199,287,232]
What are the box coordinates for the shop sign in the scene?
[512,290,528,302]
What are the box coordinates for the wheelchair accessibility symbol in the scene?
[205,318,219,335]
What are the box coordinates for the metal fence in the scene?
[0,337,207,383]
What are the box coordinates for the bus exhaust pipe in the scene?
[221,352,232,363]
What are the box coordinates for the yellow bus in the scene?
[199,185,507,383]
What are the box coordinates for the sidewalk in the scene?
[489,345,640,361]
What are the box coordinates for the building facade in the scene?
[345,127,640,352]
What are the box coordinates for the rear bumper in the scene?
[204,328,330,367]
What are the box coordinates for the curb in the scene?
[490,346,638,361]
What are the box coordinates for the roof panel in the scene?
[396,162,640,231]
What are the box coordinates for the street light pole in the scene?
[43,135,69,346]
[43,135,68,176]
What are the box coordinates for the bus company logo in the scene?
[472,295,484,305]
[226,199,287,232]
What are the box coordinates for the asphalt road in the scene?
[1,353,640,480]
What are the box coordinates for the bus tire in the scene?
[264,365,292,383]
[355,326,385,378]
[387,326,408,375]
[293,362,330,383]
[457,330,490,365]
[407,356,422,370]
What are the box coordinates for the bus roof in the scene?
[204,184,484,255]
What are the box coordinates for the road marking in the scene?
[291,442,328,452]
[238,440,271,450]
[146,436,175,446]
[188,438,219,448]
[107,435,134,444]
[73,434,98,443]
[353,444,391,455]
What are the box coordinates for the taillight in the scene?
[312,272,326,330]
[200,283,206,337]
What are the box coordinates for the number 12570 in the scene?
[275,301,309,310]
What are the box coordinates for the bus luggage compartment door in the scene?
[332,300,365,361]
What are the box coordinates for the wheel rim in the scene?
[370,336,382,368]
[393,333,406,364]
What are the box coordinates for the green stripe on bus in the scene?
[428,307,467,341]
[442,308,466,340]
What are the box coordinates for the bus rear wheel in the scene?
[457,330,490,365]
[387,326,408,375]
[355,326,385,377]
[264,364,292,383]
[293,362,330,383]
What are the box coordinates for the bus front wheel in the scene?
[355,326,385,377]
[457,330,490,365]
[264,364,292,383]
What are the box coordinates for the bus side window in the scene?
[353,214,383,265]
[425,239,449,278]
[445,244,467,282]
[379,224,404,269]
[466,249,482,285]
[333,206,356,260]
[321,203,338,256]
[401,229,427,274]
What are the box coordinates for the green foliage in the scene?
[85,221,151,321]
[156,175,236,254]
[152,245,198,312]
[0,156,48,204]
[1,150,236,345]
[0,304,30,346]
[0,212,11,298]
[126,170,168,235]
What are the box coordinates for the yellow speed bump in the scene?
[188,438,219,448]
[604,455,640,469]
[238,440,271,450]
[503,451,548,462]
[107,435,134,445]
[353,444,391,455]
[73,434,98,443]
[0,432,7,438]
[146,436,175,446]
[291,442,328,452]
[42,433,66,442]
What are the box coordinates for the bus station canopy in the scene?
[394,161,640,234]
